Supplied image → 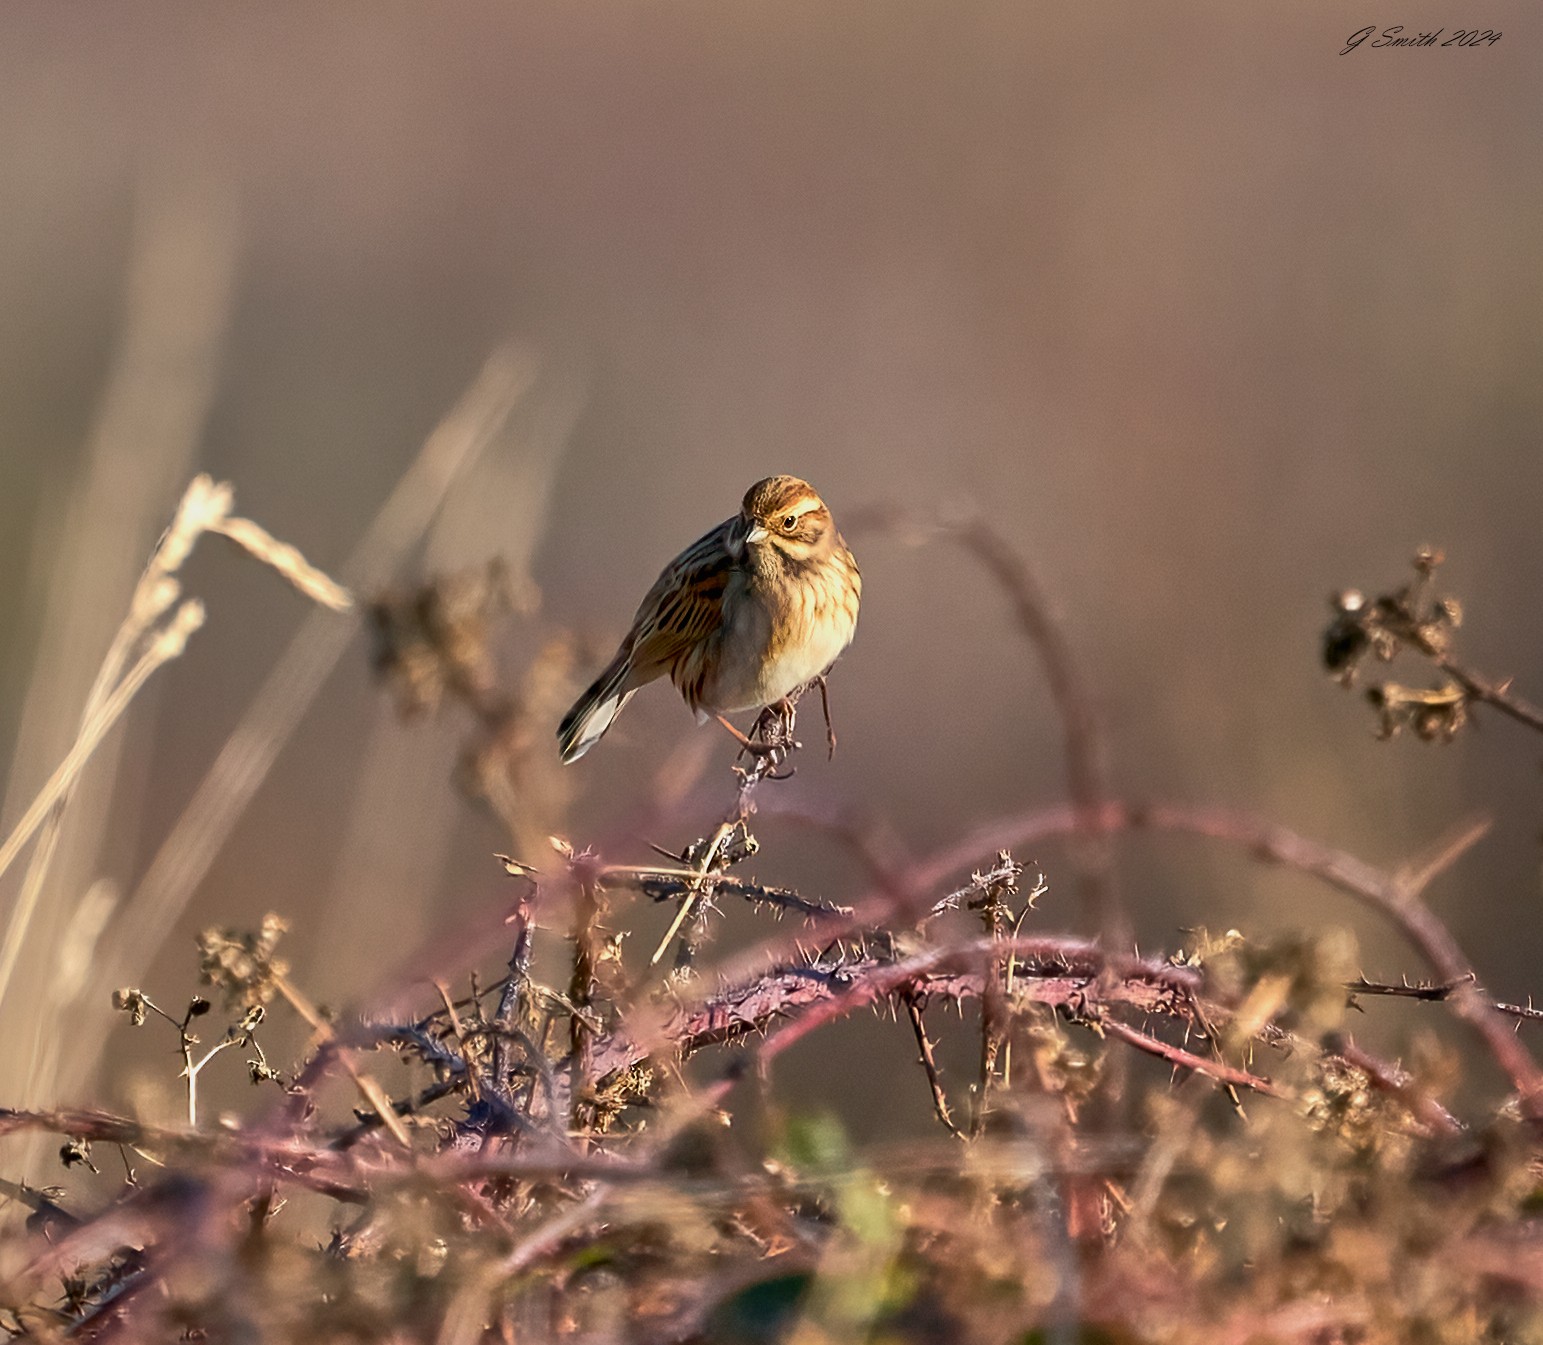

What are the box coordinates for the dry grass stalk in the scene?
[0,474,350,1020]
[85,348,538,1091]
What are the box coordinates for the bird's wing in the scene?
[624,517,736,676]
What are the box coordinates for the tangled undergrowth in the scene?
[3,485,1543,1345]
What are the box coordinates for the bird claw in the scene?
[717,689,820,782]
[734,736,786,760]
[755,699,800,749]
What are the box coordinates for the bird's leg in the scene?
[814,674,837,759]
[714,714,781,758]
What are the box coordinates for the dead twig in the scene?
[1096,1016,1287,1099]
[1348,975,1543,1023]
[900,800,1543,1115]
[904,998,963,1138]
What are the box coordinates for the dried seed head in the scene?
[112,988,149,1027]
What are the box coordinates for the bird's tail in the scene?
[557,655,637,763]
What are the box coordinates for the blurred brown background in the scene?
[2,1,1541,1142]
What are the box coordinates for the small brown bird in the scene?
[557,476,861,763]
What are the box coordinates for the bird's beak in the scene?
[744,523,769,545]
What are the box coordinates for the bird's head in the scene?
[736,476,834,561]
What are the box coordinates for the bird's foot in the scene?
[714,713,785,759]
[752,698,800,752]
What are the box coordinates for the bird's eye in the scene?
[781,514,797,531]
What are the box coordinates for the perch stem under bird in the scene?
[556,475,860,763]
[647,720,797,968]
[648,818,740,967]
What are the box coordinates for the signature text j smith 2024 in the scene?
[1342,26,1501,53]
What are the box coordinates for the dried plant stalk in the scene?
[0,473,352,1023]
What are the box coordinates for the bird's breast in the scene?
[704,555,858,713]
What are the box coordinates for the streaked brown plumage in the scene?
[557,476,860,763]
